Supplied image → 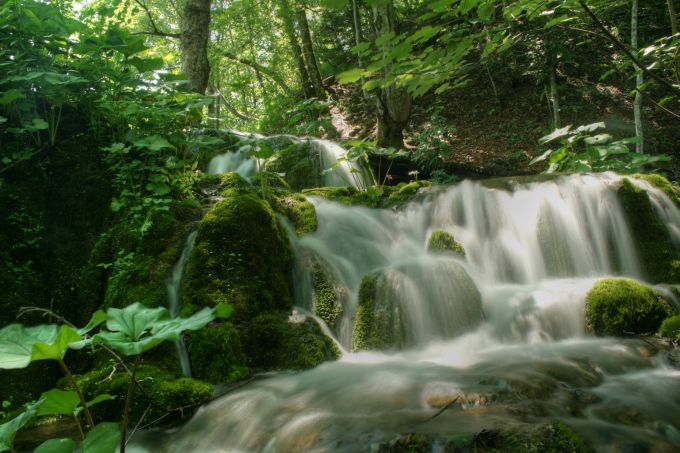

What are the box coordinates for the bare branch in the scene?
[133,0,180,39]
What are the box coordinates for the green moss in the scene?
[659,314,680,340]
[303,181,431,209]
[187,323,250,384]
[75,362,212,426]
[251,171,290,190]
[616,178,680,284]
[312,270,343,328]
[632,173,680,208]
[244,312,339,371]
[182,193,293,320]
[427,230,465,257]
[265,142,321,191]
[480,174,561,192]
[269,193,317,236]
[352,271,404,351]
[585,278,674,336]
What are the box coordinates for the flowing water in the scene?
[207,132,373,188]
[137,172,680,452]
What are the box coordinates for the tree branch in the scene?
[133,0,180,39]
[212,87,253,121]
[223,51,293,95]
[578,0,680,95]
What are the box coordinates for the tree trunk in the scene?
[275,0,315,98]
[296,8,325,98]
[180,0,211,94]
[373,2,411,148]
[668,0,679,35]
[632,0,644,153]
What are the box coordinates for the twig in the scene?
[132,0,180,39]
[421,396,459,423]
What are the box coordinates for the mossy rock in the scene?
[194,171,251,198]
[269,193,317,236]
[585,278,674,336]
[186,323,250,384]
[659,314,680,340]
[312,269,343,329]
[74,362,213,427]
[352,271,404,351]
[182,193,293,320]
[303,181,431,209]
[265,142,322,191]
[631,173,680,208]
[616,178,680,284]
[251,171,290,190]
[427,230,465,257]
[244,312,340,371]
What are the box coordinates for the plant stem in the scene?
[58,359,95,431]
[73,415,85,440]
[120,355,141,453]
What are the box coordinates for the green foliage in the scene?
[659,315,680,340]
[260,97,335,137]
[531,123,672,174]
[427,230,466,257]
[585,278,674,336]
[411,111,458,174]
[0,399,42,452]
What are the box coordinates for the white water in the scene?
[166,231,197,377]
[207,131,373,188]
[135,173,680,452]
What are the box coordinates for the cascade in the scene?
[207,131,373,188]
[166,231,197,377]
[134,172,680,452]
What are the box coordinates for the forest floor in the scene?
[330,69,680,180]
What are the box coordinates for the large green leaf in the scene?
[337,68,364,84]
[31,325,82,362]
[37,389,80,416]
[34,438,76,453]
[105,303,168,341]
[132,135,174,152]
[77,310,107,336]
[0,399,43,451]
[81,422,120,453]
[0,324,58,369]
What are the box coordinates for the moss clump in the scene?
[75,362,212,426]
[659,315,680,340]
[313,270,343,328]
[186,323,250,384]
[269,193,317,236]
[244,312,340,371]
[265,142,321,191]
[427,230,465,257]
[632,173,680,208]
[303,181,431,209]
[352,271,404,351]
[616,178,680,284]
[251,171,290,191]
[182,193,293,320]
[585,278,674,336]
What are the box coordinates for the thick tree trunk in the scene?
[632,0,644,153]
[275,0,315,98]
[373,2,411,148]
[668,0,679,35]
[296,8,325,98]
[180,0,211,94]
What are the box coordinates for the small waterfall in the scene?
[207,131,373,189]
[167,231,197,377]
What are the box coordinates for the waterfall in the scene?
[133,173,680,453]
[166,231,197,377]
[207,131,373,188]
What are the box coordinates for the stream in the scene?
[142,148,680,452]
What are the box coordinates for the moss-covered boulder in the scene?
[632,173,680,208]
[182,192,293,320]
[427,229,465,257]
[616,178,680,284]
[244,312,340,371]
[659,314,680,340]
[312,269,343,329]
[266,142,322,191]
[352,271,404,351]
[269,192,317,236]
[186,323,250,384]
[585,278,674,336]
[303,181,431,209]
[75,362,213,426]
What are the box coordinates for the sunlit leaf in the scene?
[34,437,76,453]
[337,68,364,84]
[78,310,107,336]
[539,125,572,144]
[133,135,174,152]
[31,325,82,362]
[0,324,58,369]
